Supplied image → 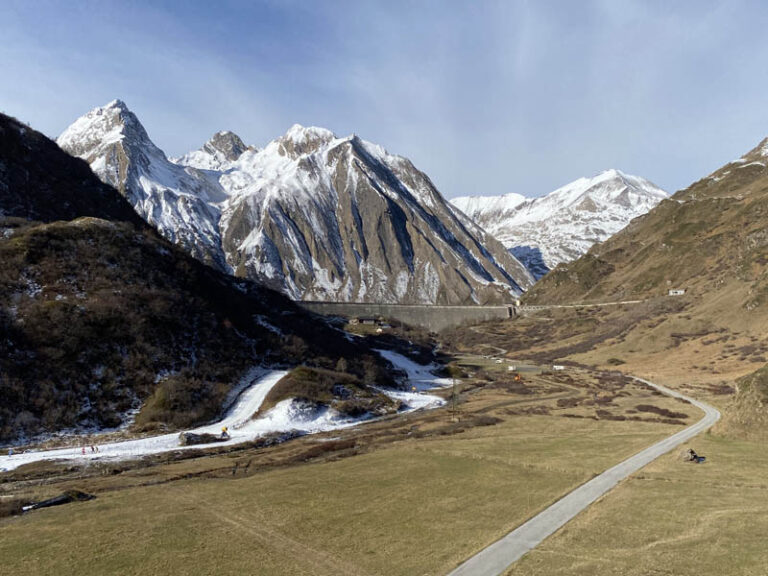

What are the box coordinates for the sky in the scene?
[2,0,768,199]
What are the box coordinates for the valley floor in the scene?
[506,432,768,576]
[1,357,695,575]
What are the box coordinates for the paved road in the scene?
[448,376,720,576]
[518,299,645,312]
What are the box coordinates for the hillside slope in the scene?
[526,143,768,309]
[510,139,768,387]
[0,112,393,444]
[445,139,767,410]
[0,113,142,225]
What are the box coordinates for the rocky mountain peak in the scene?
[57,99,152,160]
[275,124,337,157]
[174,130,253,171]
[58,100,230,270]
[105,98,129,112]
[204,131,249,161]
[61,103,532,304]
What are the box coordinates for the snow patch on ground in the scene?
[0,369,286,472]
[0,351,452,472]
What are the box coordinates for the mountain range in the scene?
[58,101,532,305]
[526,140,768,306]
[451,170,667,279]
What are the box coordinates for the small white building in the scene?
[668,289,686,296]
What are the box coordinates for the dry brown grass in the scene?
[506,432,768,576]
[0,362,689,576]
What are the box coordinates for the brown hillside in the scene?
[445,139,767,420]
[526,138,768,311]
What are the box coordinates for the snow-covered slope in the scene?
[214,124,532,303]
[0,350,450,472]
[450,170,667,279]
[58,100,229,270]
[451,193,526,220]
[59,102,532,304]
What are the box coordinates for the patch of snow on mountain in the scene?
[451,193,526,220]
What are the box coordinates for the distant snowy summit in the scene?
[171,130,256,171]
[58,100,533,305]
[451,169,667,279]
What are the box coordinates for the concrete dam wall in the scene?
[298,301,514,332]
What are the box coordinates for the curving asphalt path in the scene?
[448,376,721,576]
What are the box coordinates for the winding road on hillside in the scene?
[448,376,721,576]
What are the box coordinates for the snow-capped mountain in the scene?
[450,170,667,279]
[59,101,533,304]
[57,100,228,269]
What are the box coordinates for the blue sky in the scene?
[2,0,768,198]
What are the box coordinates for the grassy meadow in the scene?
[0,365,686,576]
[507,432,768,576]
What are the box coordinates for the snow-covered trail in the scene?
[0,350,450,473]
[0,369,288,473]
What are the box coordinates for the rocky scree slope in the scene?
[59,101,532,304]
[0,112,397,445]
[451,170,667,279]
